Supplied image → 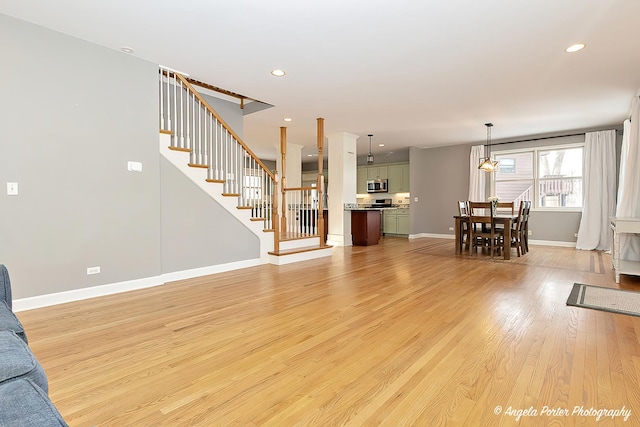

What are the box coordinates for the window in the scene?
[498,158,516,174]
[493,144,583,210]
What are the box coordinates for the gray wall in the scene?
[410,132,623,242]
[160,158,258,273]
[202,94,243,140]
[410,145,470,236]
[0,14,259,299]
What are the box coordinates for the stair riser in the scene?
[268,248,333,265]
[280,237,321,251]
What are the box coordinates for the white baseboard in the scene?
[160,259,261,283]
[13,258,261,312]
[528,239,576,248]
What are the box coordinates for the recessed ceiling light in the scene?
[120,46,135,54]
[565,43,586,53]
[284,117,292,122]
[307,154,313,157]
[378,144,385,147]
[271,69,286,77]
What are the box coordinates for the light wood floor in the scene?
[17,238,640,426]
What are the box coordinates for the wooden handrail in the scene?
[171,72,275,181]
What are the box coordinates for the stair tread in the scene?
[268,245,333,256]
[168,146,191,152]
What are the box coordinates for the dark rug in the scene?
[567,283,640,317]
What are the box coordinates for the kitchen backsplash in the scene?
[357,193,411,208]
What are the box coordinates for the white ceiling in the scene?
[3,1,640,161]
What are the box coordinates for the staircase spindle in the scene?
[178,78,184,149]
[159,71,165,130]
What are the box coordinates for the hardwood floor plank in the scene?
[14,237,640,426]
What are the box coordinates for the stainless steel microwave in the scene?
[367,179,388,193]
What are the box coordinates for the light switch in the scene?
[414,197,419,202]
[7,182,18,196]
[127,161,143,172]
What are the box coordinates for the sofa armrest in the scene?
[0,265,11,310]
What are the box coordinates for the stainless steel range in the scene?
[370,198,393,208]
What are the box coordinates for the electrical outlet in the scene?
[87,266,101,275]
[448,227,454,231]
[528,230,532,236]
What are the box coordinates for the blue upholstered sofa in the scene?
[0,264,68,426]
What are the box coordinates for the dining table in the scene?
[454,214,519,260]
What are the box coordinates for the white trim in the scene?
[327,234,350,246]
[13,276,163,312]
[528,239,576,248]
[13,259,261,312]
[160,259,261,283]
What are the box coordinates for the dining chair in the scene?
[468,202,497,257]
[502,201,526,257]
[457,201,470,250]
[492,201,515,234]
[458,201,470,216]
[521,201,531,253]
[496,201,515,215]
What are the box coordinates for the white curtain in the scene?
[615,94,640,260]
[576,130,616,250]
[469,145,486,201]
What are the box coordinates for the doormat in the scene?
[566,283,640,317]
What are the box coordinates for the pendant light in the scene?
[478,123,499,172]
[367,134,374,165]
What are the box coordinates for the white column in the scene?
[327,132,359,246]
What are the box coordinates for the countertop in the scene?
[347,206,410,210]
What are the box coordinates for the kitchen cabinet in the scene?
[357,163,409,194]
[397,209,410,234]
[383,208,410,235]
[387,164,410,193]
[383,211,398,234]
[367,166,388,180]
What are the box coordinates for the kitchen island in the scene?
[351,209,381,246]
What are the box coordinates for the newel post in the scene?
[317,118,326,246]
[272,170,280,253]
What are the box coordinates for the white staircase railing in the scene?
[159,67,275,231]
[282,187,321,240]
